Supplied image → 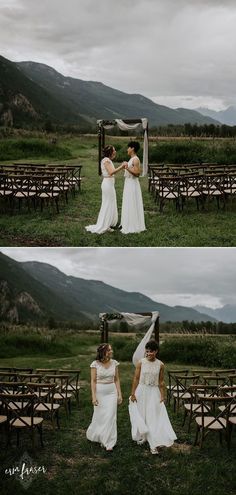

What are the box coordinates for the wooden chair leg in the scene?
[38,425,44,447]
[194,426,199,446]
[17,429,20,447]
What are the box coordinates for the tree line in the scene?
[150,123,236,138]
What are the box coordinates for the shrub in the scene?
[160,336,236,368]
[112,338,137,361]
[0,333,72,358]
[0,138,72,160]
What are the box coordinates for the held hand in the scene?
[117,396,123,405]
[92,399,99,406]
[130,394,137,403]
[160,396,165,403]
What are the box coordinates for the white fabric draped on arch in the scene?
[97,118,148,176]
[99,311,159,366]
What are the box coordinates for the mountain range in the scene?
[0,55,219,129]
[194,305,236,324]
[197,106,236,126]
[0,252,217,326]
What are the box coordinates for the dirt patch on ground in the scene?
[0,230,64,247]
[171,442,192,454]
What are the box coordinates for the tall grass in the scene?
[0,138,72,160]
[148,140,236,164]
[160,335,236,367]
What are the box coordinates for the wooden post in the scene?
[104,320,108,342]
[154,316,160,348]
[102,126,105,153]
[100,319,105,343]
[98,124,102,175]
[101,320,109,343]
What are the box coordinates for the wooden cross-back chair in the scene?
[172,374,200,412]
[26,383,60,429]
[182,384,219,432]
[166,369,189,405]
[58,369,81,408]
[158,176,182,212]
[194,396,235,449]
[0,393,44,448]
[45,374,72,417]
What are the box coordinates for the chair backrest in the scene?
[0,381,29,394]
[167,369,189,389]
[159,176,182,199]
[219,385,236,397]
[189,384,219,398]
[17,373,43,383]
[175,375,200,393]
[0,393,36,426]
[45,374,69,396]
[26,383,56,411]
[0,372,18,382]
[58,369,80,387]
[35,369,58,374]
[198,396,235,429]
[202,375,228,386]
[13,368,33,373]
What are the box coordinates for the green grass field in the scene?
[0,329,235,495]
[0,135,236,247]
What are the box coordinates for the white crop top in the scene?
[90,359,119,383]
[101,158,115,178]
[139,358,163,387]
[124,156,139,179]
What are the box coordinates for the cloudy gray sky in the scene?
[0,0,236,110]
[1,247,236,309]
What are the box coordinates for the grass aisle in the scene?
[0,334,235,495]
[0,136,236,246]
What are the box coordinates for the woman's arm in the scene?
[125,156,140,177]
[114,367,123,404]
[130,361,142,402]
[159,364,165,402]
[91,368,98,406]
[104,160,125,176]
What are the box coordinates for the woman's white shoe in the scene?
[150,448,159,455]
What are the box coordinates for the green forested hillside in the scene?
[0,54,219,128]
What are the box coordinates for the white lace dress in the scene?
[86,359,119,449]
[121,156,146,234]
[85,158,118,234]
[130,358,177,449]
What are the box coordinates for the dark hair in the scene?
[128,141,140,153]
[145,340,159,352]
[96,343,110,361]
[103,145,114,158]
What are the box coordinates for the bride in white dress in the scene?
[86,146,124,234]
[129,340,177,454]
[86,343,123,451]
[121,141,146,234]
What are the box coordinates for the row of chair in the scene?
[148,164,236,212]
[0,163,82,213]
[167,368,236,448]
[0,367,81,449]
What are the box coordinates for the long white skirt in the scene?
[121,178,146,234]
[86,178,118,234]
[86,383,117,449]
[131,384,177,449]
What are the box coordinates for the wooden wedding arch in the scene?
[97,118,149,175]
[99,312,160,346]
